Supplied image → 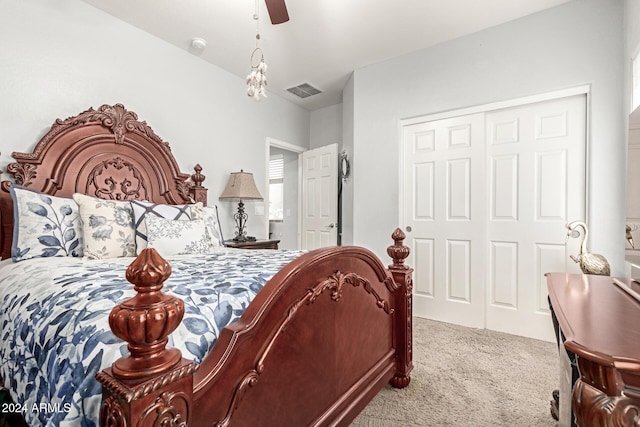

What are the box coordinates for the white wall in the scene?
[349,0,627,274]
[623,0,640,256]
[310,103,349,245]
[0,0,310,241]
[625,0,640,103]
[310,104,342,149]
[624,0,640,113]
[340,76,355,246]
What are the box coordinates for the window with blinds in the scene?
[269,155,284,221]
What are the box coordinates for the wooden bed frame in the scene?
[0,104,413,426]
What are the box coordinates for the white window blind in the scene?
[269,154,284,182]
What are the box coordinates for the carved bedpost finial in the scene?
[109,248,185,380]
[387,228,413,389]
[192,164,205,187]
[98,249,195,426]
[387,228,410,270]
[189,164,208,205]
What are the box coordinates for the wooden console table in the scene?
[546,272,640,427]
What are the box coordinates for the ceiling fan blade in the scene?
[265,0,289,25]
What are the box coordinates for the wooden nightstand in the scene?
[224,239,280,250]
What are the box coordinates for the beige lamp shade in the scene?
[219,170,263,200]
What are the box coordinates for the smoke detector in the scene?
[190,37,207,50]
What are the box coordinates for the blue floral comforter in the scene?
[0,248,302,426]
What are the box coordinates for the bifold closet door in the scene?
[402,113,486,329]
[485,95,586,341]
[402,94,586,341]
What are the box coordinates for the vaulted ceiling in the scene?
[81,0,573,111]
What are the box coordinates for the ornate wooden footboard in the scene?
[97,230,413,426]
[0,104,413,426]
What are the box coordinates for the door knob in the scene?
[326,223,336,228]
[406,226,412,232]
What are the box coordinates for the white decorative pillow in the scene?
[195,205,224,247]
[72,193,136,259]
[144,216,213,256]
[131,200,202,255]
[10,186,83,261]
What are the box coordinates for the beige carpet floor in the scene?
[352,317,559,426]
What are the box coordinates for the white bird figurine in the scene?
[565,220,610,276]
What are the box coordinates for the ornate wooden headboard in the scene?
[0,104,207,259]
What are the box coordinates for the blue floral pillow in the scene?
[193,205,225,247]
[73,193,136,260]
[10,186,83,262]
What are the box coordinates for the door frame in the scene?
[399,84,592,232]
[264,137,306,248]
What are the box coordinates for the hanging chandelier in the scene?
[247,0,267,100]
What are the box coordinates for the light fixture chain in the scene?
[254,0,260,47]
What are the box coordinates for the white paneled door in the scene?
[402,94,586,341]
[301,143,338,250]
[401,113,487,329]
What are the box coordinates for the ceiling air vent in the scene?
[286,83,322,99]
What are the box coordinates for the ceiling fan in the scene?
[264,0,289,24]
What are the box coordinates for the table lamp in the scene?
[219,170,263,242]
